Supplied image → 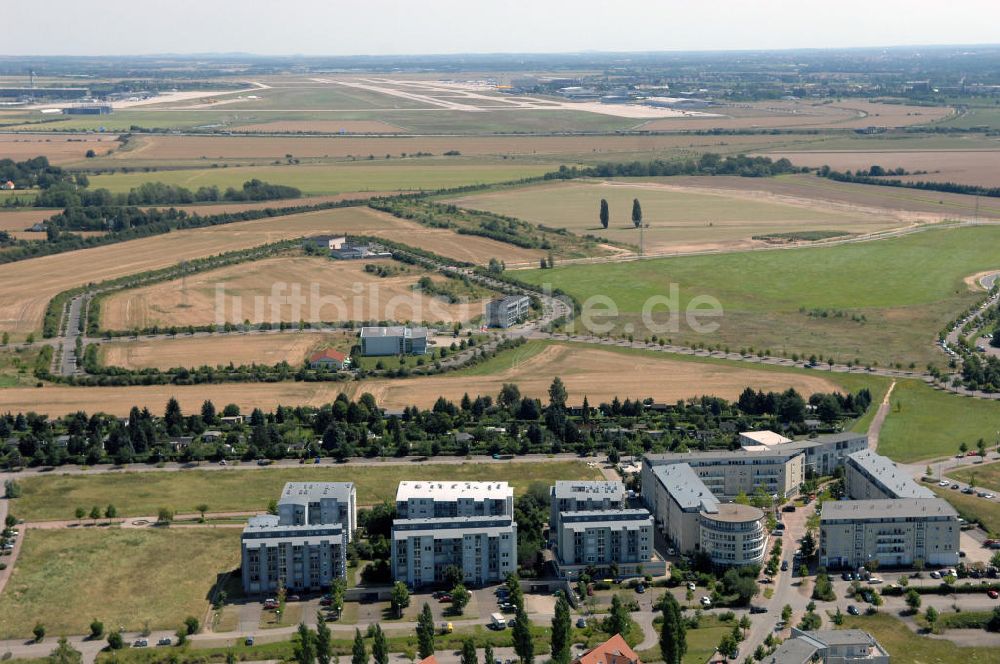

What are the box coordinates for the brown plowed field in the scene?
[757,150,1000,188]
[0,134,120,164]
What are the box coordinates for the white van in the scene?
[490,613,507,630]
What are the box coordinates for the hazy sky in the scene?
[5,0,1000,56]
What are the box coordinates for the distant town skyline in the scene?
[4,0,1000,57]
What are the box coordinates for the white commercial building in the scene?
[391,481,517,587]
[819,498,960,569]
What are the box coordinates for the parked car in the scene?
[439,594,452,603]
[218,459,227,466]
[257,459,272,466]
[782,505,796,513]
[687,582,696,591]
[133,639,148,648]
[288,594,300,602]
[749,605,768,614]
[157,638,172,646]
[245,637,254,646]
[781,561,789,572]
[930,571,942,579]
[867,577,883,585]
[576,618,587,628]
[939,480,950,486]
[700,596,712,607]
[635,584,646,594]
[951,484,960,490]
[847,605,860,616]
[988,590,999,599]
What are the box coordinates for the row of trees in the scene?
[548,153,804,180]
[35,178,301,209]
[597,198,644,229]
[819,166,1000,198]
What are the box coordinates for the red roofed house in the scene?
[573,634,641,664]
[1,181,14,190]
[416,657,439,664]
[308,348,348,370]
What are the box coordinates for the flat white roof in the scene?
[739,431,792,447]
[396,481,512,502]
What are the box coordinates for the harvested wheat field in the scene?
[0,206,535,338]
[0,133,120,164]
[100,256,490,329]
[639,100,953,131]
[0,343,839,417]
[232,120,405,133]
[99,332,351,370]
[758,150,1000,188]
[0,209,51,232]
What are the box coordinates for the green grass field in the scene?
[839,613,1000,664]
[950,461,1000,494]
[636,614,731,664]
[447,180,899,252]
[11,460,601,521]
[929,484,1000,536]
[876,380,1000,463]
[0,528,238,639]
[10,108,639,135]
[86,160,557,196]
[519,225,1000,367]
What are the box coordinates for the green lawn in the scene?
[876,380,1000,463]
[839,612,1000,664]
[637,615,731,664]
[951,461,1000,493]
[11,460,601,521]
[0,528,238,639]
[86,160,556,196]
[518,225,1000,367]
[929,485,1000,536]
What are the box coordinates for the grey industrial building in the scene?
[360,326,427,356]
[240,482,357,595]
[845,450,934,500]
[391,481,517,587]
[819,498,960,569]
[485,295,531,328]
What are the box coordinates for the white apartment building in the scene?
[241,480,356,594]
[699,503,769,567]
[819,498,960,569]
[391,481,517,587]
[549,481,663,578]
[845,450,934,501]
[642,449,805,501]
[278,482,357,540]
[646,463,768,567]
[550,480,626,533]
